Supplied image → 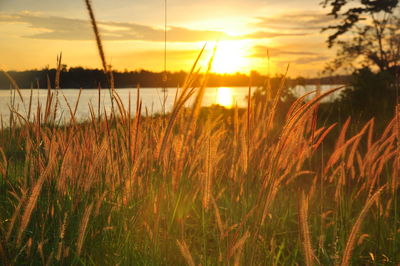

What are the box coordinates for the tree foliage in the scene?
[323,0,400,72]
[340,67,397,119]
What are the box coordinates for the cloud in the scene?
[0,11,331,43]
[0,11,333,44]
[0,12,230,42]
[254,12,334,31]
[130,49,199,60]
[293,56,330,64]
[251,45,329,65]
[243,31,308,39]
[251,45,320,58]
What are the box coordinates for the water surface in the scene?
[0,85,342,125]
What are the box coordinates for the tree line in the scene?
[0,67,348,89]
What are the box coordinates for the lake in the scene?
[0,85,342,125]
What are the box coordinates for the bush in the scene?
[339,67,397,121]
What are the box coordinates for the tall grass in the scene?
[0,3,399,265]
[0,63,398,265]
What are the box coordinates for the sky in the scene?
[0,0,338,76]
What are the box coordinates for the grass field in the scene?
[0,64,399,265]
[0,1,399,265]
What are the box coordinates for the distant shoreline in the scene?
[0,67,350,90]
[0,84,345,90]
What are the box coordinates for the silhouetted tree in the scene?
[323,0,400,72]
[341,67,396,118]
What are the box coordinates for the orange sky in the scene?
[0,0,338,76]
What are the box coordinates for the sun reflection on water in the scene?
[216,87,234,108]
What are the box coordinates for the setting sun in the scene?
[211,40,251,74]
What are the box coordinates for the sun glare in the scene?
[216,87,234,107]
[211,40,250,74]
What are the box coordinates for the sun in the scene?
[211,40,250,74]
